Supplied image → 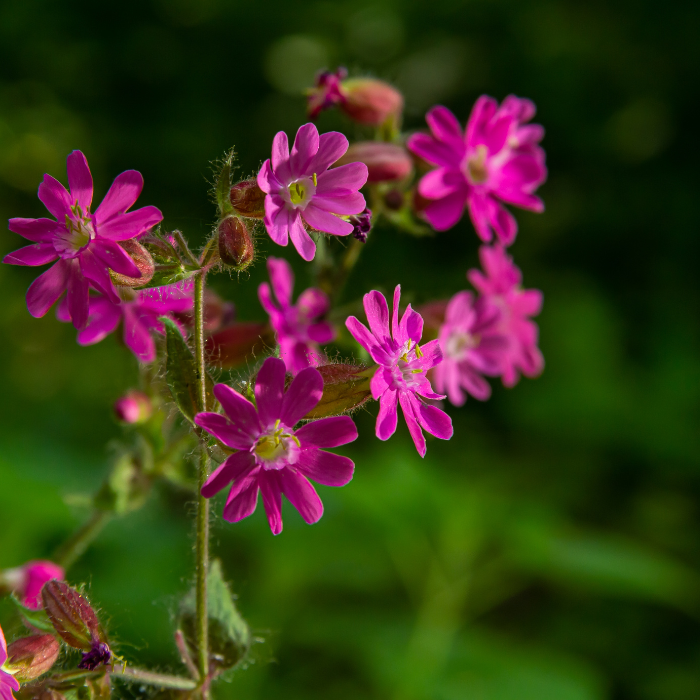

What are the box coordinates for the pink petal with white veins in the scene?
[95,170,144,221]
[66,151,93,211]
[26,259,70,318]
[38,175,73,220]
[279,470,324,524]
[3,243,57,266]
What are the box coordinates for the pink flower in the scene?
[57,281,194,363]
[0,624,20,700]
[433,291,508,406]
[194,358,358,535]
[258,257,334,375]
[3,151,163,329]
[468,245,544,387]
[1,560,64,611]
[345,286,453,457]
[307,68,347,119]
[408,98,546,244]
[257,123,368,261]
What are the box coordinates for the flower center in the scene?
[54,203,96,258]
[445,331,480,361]
[286,175,316,210]
[391,341,426,390]
[465,145,488,184]
[253,420,300,470]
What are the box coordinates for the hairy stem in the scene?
[53,510,111,571]
[114,664,198,691]
[193,270,210,694]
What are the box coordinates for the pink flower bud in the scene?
[109,239,155,288]
[0,561,64,610]
[218,216,255,271]
[341,78,403,127]
[6,635,60,682]
[229,179,266,219]
[114,391,152,424]
[334,142,412,183]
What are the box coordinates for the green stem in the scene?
[114,665,198,691]
[53,510,111,571]
[193,270,210,694]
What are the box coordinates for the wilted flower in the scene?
[345,286,453,456]
[334,142,412,183]
[408,99,546,244]
[58,281,194,363]
[0,561,64,610]
[259,257,334,375]
[195,357,358,535]
[433,291,508,405]
[468,245,544,387]
[3,151,163,328]
[0,625,20,700]
[257,123,368,261]
[348,208,372,243]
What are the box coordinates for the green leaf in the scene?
[180,559,251,673]
[10,594,56,633]
[163,317,215,423]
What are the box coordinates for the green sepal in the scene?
[133,263,199,290]
[10,594,56,633]
[180,559,251,674]
[215,149,236,218]
[163,317,215,423]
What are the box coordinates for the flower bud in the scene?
[341,78,403,127]
[229,179,266,219]
[218,217,254,271]
[113,391,152,425]
[348,208,372,243]
[109,239,155,288]
[5,635,60,682]
[303,364,374,419]
[383,189,404,211]
[335,142,412,183]
[1,561,65,611]
[41,581,107,652]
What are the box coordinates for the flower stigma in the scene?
[465,145,489,184]
[253,419,301,469]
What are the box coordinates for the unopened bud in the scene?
[348,208,372,243]
[218,217,254,271]
[113,391,152,425]
[303,364,373,419]
[6,635,60,682]
[41,581,107,652]
[109,240,155,288]
[229,179,266,219]
[384,189,404,211]
[335,142,412,183]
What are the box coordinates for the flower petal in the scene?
[3,243,57,266]
[91,240,141,277]
[302,204,353,236]
[312,131,350,173]
[263,196,291,246]
[202,451,256,498]
[295,448,355,487]
[279,469,324,524]
[267,256,294,307]
[255,357,286,427]
[398,392,426,457]
[213,383,261,438]
[370,366,390,400]
[424,188,468,231]
[417,338,443,370]
[79,249,120,303]
[257,159,281,194]
[271,130,291,183]
[195,411,256,451]
[122,309,156,362]
[97,206,163,241]
[345,316,392,365]
[311,191,366,215]
[315,162,368,194]
[376,388,398,440]
[76,296,121,345]
[289,212,317,260]
[26,259,70,318]
[425,105,465,150]
[8,217,61,242]
[295,416,358,448]
[280,366,323,426]
[38,175,73,220]
[417,401,454,440]
[95,170,144,221]
[67,263,90,330]
[400,304,423,346]
[297,287,329,319]
[290,123,319,178]
[222,471,260,523]
[417,167,464,200]
[407,132,460,169]
[364,290,391,345]
[66,150,93,211]
[259,471,283,534]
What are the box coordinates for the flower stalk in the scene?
[54,511,112,572]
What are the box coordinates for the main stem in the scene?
[193,270,210,692]
[54,510,111,571]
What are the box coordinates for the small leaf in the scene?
[163,317,215,423]
[180,559,251,674]
[10,594,55,633]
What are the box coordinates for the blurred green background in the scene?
[1,0,699,698]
